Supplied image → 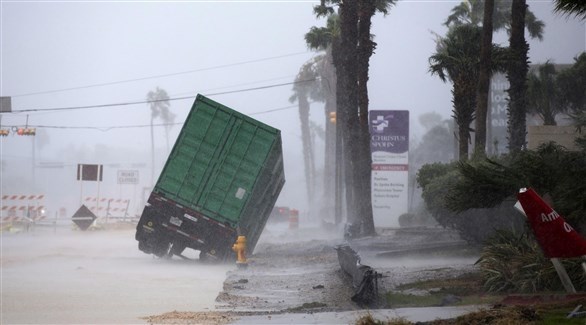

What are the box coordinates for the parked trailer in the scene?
[135,94,285,261]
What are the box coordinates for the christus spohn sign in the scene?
[369,110,409,228]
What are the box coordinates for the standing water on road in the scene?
[1,225,231,324]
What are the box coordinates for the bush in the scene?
[417,162,525,244]
[417,142,586,243]
[477,230,586,293]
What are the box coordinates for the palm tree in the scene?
[354,0,396,235]
[527,62,564,125]
[557,52,586,114]
[554,0,586,19]
[473,0,495,160]
[507,0,530,153]
[146,87,173,186]
[445,0,544,157]
[290,58,322,215]
[312,2,359,226]
[305,14,339,224]
[429,25,507,161]
[311,0,396,237]
[445,0,544,40]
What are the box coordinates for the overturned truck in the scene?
[135,94,285,261]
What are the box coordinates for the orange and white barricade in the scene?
[83,197,130,221]
[1,194,46,223]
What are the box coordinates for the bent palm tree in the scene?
[474,0,494,160]
[445,0,544,40]
[305,14,340,223]
[146,87,172,186]
[507,0,530,153]
[290,59,322,214]
[527,62,564,125]
[554,0,586,19]
[430,25,506,161]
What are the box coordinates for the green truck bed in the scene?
[135,94,285,260]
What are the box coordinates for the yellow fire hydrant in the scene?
[232,235,248,268]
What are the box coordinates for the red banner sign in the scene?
[517,188,586,258]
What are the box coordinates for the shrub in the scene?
[476,230,586,293]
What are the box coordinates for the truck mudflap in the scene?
[135,192,238,260]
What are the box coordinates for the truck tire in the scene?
[153,242,171,258]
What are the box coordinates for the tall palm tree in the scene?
[305,14,339,223]
[312,1,359,226]
[473,0,494,160]
[290,58,322,214]
[554,0,586,19]
[429,25,506,161]
[354,0,396,235]
[311,0,396,237]
[527,62,564,125]
[445,0,544,157]
[146,87,172,186]
[445,0,544,40]
[507,0,530,153]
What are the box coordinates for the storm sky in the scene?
[1,0,584,215]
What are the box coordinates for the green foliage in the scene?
[417,162,524,244]
[417,143,586,243]
[527,62,565,125]
[477,230,586,293]
[445,143,586,231]
[444,0,545,40]
[355,314,410,325]
[558,52,586,114]
[411,123,453,165]
[554,0,586,20]
[429,24,507,160]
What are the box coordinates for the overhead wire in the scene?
[0,102,320,132]
[10,52,311,98]
[5,79,317,114]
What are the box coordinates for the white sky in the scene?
[1,0,584,215]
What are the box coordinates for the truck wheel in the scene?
[138,241,153,254]
[153,242,171,258]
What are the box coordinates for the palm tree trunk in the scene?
[339,0,359,227]
[324,99,336,221]
[356,0,376,235]
[507,0,529,153]
[323,49,337,224]
[331,38,345,226]
[474,0,494,160]
[299,95,314,211]
[453,82,475,161]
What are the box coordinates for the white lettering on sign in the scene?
[117,170,139,184]
[540,210,560,222]
[564,222,574,233]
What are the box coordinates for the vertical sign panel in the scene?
[369,110,409,227]
[490,73,509,155]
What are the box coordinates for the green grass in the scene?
[388,271,502,308]
[541,311,585,325]
[285,301,327,312]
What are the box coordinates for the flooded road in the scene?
[1,225,231,324]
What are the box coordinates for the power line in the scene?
[11,52,311,98]
[0,102,321,131]
[5,79,316,114]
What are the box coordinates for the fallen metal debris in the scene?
[335,244,379,305]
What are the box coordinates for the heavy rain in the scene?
[1,1,585,324]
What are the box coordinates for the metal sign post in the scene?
[515,188,586,294]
